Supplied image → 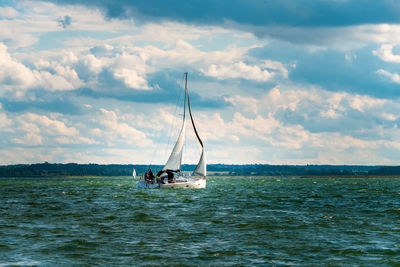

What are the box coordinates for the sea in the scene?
[1,176,399,266]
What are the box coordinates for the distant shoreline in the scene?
[2,175,400,179]
[1,162,400,177]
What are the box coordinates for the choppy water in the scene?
[1,176,400,266]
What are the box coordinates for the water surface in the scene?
[1,177,400,266]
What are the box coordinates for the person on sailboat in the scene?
[166,170,175,183]
[147,169,155,184]
[156,170,166,184]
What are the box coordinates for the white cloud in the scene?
[231,112,280,139]
[373,44,400,63]
[262,60,289,78]
[115,22,229,47]
[224,95,259,114]
[0,42,84,92]
[206,145,264,164]
[0,113,12,129]
[0,42,37,89]
[18,113,78,136]
[96,108,153,147]
[0,6,19,18]
[376,69,400,84]
[0,147,70,164]
[202,61,275,82]
[12,133,43,146]
[114,68,151,90]
[11,113,96,146]
[348,93,387,112]
[55,136,97,145]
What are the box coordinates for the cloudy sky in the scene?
[1,0,400,165]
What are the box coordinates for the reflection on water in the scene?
[1,176,400,265]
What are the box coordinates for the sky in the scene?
[1,0,400,165]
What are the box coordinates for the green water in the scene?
[1,176,400,266]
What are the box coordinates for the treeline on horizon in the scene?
[1,162,400,177]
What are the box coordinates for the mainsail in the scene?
[162,120,186,171]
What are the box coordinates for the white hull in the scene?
[137,177,206,189]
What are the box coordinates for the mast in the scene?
[180,72,188,170]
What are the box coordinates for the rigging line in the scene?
[147,73,184,170]
[180,72,188,171]
[151,73,186,170]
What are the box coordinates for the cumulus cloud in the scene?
[199,84,400,163]
[2,28,278,95]
[202,61,275,82]
[0,42,84,92]
[260,85,394,131]
[373,44,400,63]
[10,113,96,146]
[0,43,37,89]
[110,52,152,90]
[94,108,153,147]
[12,133,43,146]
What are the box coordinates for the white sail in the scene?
[162,119,186,171]
[133,168,136,178]
[194,148,206,176]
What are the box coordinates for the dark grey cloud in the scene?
[47,0,400,27]
[58,15,71,29]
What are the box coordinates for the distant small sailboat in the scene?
[137,72,206,189]
[132,168,136,178]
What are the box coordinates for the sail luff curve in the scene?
[188,94,207,176]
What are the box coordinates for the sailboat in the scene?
[132,168,136,178]
[137,73,206,189]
